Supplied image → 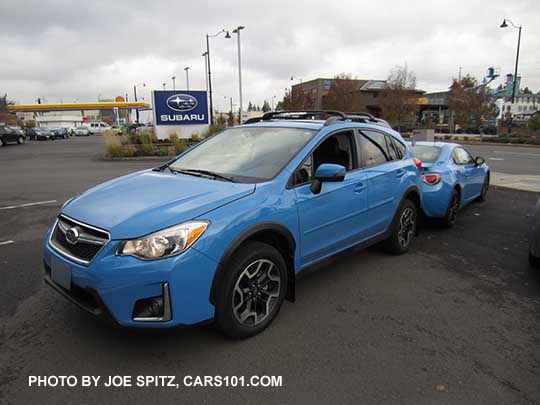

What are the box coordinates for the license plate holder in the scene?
[51,255,72,291]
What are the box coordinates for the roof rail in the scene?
[242,109,392,129]
[243,110,347,124]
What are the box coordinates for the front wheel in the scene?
[17,136,25,145]
[0,137,4,147]
[529,252,540,268]
[215,241,287,339]
[384,199,418,254]
[477,173,489,202]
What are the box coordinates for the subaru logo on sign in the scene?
[166,94,198,112]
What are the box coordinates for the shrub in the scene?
[191,133,200,141]
[202,124,225,138]
[169,133,187,154]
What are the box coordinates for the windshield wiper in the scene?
[176,168,237,182]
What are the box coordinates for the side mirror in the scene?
[475,156,485,166]
[310,163,346,194]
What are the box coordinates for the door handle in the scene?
[354,183,366,193]
[396,169,405,178]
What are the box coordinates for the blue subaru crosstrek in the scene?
[44,111,423,338]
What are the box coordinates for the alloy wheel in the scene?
[448,193,459,223]
[398,207,415,248]
[232,259,281,326]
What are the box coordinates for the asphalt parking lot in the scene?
[1,137,539,404]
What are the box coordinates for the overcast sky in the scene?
[1,0,539,114]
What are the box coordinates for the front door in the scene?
[293,131,368,266]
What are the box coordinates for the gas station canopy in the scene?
[8,102,150,112]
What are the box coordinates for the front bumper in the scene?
[43,226,218,327]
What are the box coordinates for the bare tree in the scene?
[379,65,419,131]
[321,74,364,111]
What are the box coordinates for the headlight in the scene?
[117,221,209,260]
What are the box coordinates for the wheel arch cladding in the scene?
[209,222,297,305]
[404,186,421,211]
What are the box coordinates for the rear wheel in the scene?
[384,199,418,254]
[477,173,489,202]
[215,241,287,339]
[17,136,25,145]
[0,137,4,147]
[442,189,460,227]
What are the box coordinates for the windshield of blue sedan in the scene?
[410,145,442,163]
[170,127,316,183]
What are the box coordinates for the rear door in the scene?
[358,129,408,236]
[293,129,368,265]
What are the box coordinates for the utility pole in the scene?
[172,76,176,90]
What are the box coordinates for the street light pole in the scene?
[206,29,230,126]
[184,67,190,90]
[202,52,209,92]
[162,83,166,90]
[500,18,522,134]
[172,76,176,90]
[232,26,245,123]
[133,83,145,123]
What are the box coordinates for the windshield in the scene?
[169,127,316,183]
[410,145,442,163]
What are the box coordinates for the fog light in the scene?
[133,296,164,318]
[132,283,172,322]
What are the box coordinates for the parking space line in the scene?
[0,240,14,246]
[0,200,57,210]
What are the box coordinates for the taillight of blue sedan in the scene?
[408,141,489,226]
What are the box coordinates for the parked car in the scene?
[529,197,540,268]
[43,110,423,338]
[135,123,154,133]
[0,125,26,146]
[82,121,111,134]
[50,127,70,139]
[408,141,489,226]
[74,126,90,136]
[27,127,54,141]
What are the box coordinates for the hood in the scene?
[62,170,255,239]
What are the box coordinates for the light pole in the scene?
[162,83,166,90]
[202,52,209,92]
[206,29,231,125]
[171,76,176,90]
[500,18,522,134]
[184,67,190,90]
[232,26,245,123]
[133,82,145,123]
[271,95,277,111]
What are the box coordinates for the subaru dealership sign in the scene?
[153,90,209,126]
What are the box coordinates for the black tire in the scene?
[17,136,25,145]
[0,137,4,147]
[529,252,540,268]
[383,199,418,254]
[215,241,288,339]
[442,189,460,227]
[477,173,489,202]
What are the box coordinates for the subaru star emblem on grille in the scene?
[166,94,198,112]
[65,226,81,245]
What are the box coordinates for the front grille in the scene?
[49,215,110,265]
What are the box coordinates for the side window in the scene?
[393,139,406,159]
[361,131,389,167]
[452,147,474,165]
[293,131,356,186]
[312,131,356,172]
[294,155,313,185]
[385,135,398,160]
